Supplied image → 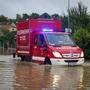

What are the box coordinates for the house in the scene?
[0,23,17,32]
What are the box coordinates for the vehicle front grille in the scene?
[62,53,80,58]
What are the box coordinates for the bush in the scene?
[72,28,90,59]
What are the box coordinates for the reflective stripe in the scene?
[17,29,29,35]
[32,56,45,61]
[17,51,29,54]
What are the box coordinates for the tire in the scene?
[21,56,25,61]
[44,57,51,65]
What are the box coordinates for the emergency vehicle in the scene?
[16,19,84,65]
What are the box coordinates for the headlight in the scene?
[53,51,62,58]
[81,51,84,57]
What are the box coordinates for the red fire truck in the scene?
[16,19,84,65]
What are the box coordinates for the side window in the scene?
[34,34,46,46]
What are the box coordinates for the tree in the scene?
[16,14,22,22]
[0,29,9,44]
[22,13,29,20]
[8,19,17,24]
[73,28,90,58]
[0,28,9,35]
[51,14,60,20]
[61,16,68,29]
[0,35,7,46]
[6,31,16,48]
[69,2,89,32]
[0,15,8,24]
[0,29,16,48]
[30,13,39,19]
[68,2,90,58]
[40,13,51,19]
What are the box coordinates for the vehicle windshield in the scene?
[46,33,75,46]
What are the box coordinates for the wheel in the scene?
[44,57,51,65]
[21,56,25,61]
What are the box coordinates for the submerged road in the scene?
[0,55,90,90]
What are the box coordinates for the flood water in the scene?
[0,55,90,90]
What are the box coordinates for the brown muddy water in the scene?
[0,55,90,90]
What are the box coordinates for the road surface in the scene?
[0,55,90,90]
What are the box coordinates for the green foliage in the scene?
[6,31,16,48]
[62,16,68,29]
[40,13,51,19]
[51,14,60,20]
[0,35,7,45]
[16,14,22,22]
[0,29,9,46]
[73,28,90,58]
[8,19,17,24]
[30,13,39,19]
[0,28,16,48]
[69,2,89,32]
[22,13,29,20]
[69,2,90,58]
[0,15,8,24]
[0,29,9,35]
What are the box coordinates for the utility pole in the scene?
[68,0,70,29]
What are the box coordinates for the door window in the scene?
[34,34,46,46]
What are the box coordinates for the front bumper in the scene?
[50,58,84,65]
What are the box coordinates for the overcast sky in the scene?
[0,0,90,19]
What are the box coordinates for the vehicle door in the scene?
[33,34,47,59]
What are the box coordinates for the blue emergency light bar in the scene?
[43,28,53,32]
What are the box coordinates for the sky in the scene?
[0,0,90,19]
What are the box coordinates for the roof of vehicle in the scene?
[16,19,62,31]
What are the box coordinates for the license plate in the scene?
[68,62,76,66]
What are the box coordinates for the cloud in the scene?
[0,0,90,18]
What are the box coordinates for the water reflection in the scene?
[41,66,84,90]
[14,62,44,90]
[0,56,90,90]
[82,66,90,90]
[14,61,90,90]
